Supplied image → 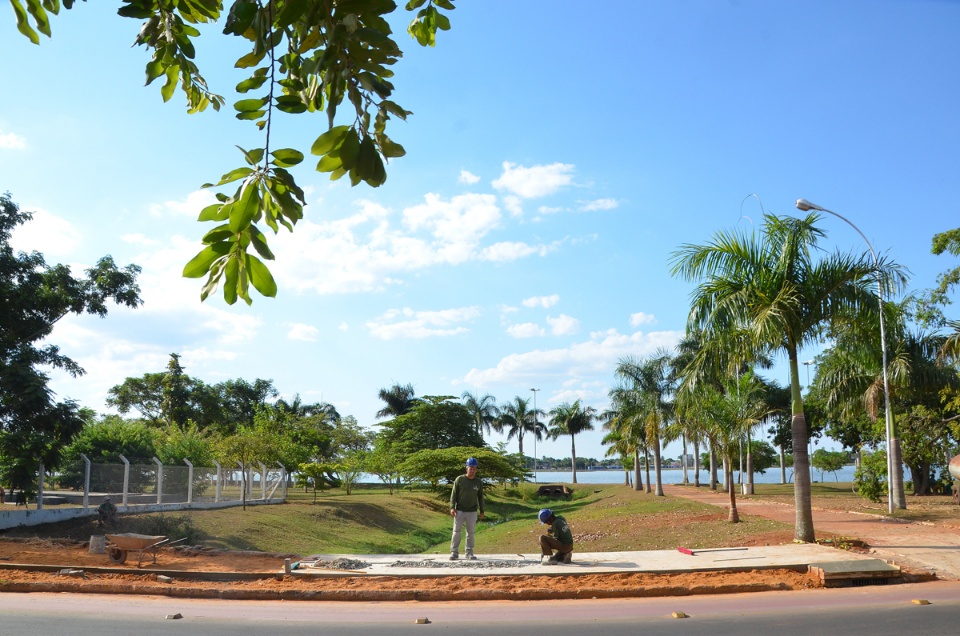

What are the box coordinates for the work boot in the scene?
[449,553,458,561]
[466,553,477,560]
[562,552,573,564]
[545,554,560,565]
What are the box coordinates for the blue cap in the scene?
[465,457,478,467]
[538,509,552,524]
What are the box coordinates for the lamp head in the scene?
[796,198,821,212]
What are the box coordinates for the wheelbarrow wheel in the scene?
[108,547,128,564]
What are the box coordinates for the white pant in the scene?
[451,510,478,555]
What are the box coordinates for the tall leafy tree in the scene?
[671,211,907,541]
[547,400,596,484]
[497,396,540,460]
[375,395,482,457]
[0,193,142,489]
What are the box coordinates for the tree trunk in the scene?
[779,444,786,484]
[570,435,578,484]
[633,449,643,491]
[681,433,689,485]
[653,435,664,496]
[890,438,907,509]
[693,439,701,488]
[745,431,754,495]
[722,457,729,493]
[644,449,652,493]
[791,411,815,542]
[709,445,718,491]
[727,463,739,523]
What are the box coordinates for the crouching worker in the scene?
[97,496,117,527]
[538,508,573,564]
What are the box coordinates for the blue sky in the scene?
[1,1,958,462]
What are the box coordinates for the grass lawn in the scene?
[5,481,956,555]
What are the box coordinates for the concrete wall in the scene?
[0,498,283,531]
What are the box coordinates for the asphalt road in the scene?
[4,581,960,635]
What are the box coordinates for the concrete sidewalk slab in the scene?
[291,544,888,578]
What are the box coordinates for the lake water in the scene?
[358,464,860,485]
[529,465,857,484]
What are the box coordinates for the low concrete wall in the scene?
[0,498,283,531]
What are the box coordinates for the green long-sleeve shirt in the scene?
[548,514,573,546]
[450,474,484,513]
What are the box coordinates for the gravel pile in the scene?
[388,559,535,569]
[309,558,371,570]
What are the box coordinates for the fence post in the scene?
[184,459,194,504]
[213,460,222,502]
[259,462,267,500]
[81,454,91,511]
[119,455,130,508]
[277,462,287,500]
[37,462,44,510]
[153,457,163,505]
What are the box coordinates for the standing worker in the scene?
[449,457,484,560]
[538,508,574,564]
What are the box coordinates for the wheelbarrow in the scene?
[105,533,186,568]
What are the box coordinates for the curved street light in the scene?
[796,198,902,513]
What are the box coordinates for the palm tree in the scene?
[548,400,596,484]
[498,396,538,460]
[461,391,500,437]
[600,401,645,491]
[615,351,675,496]
[376,383,418,419]
[671,211,907,541]
[700,372,770,522]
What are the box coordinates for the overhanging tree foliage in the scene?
[10,0,455,304]
[0,192,142,490]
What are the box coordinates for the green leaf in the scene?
[355,135,377,180]
[145,59,164,85]
[11,0,41,44]
[275,95,308,114]
[379,136,406,159]
[197,202,229,222]
[339,129,361,170]
[270,148,304,168]
[236,69,269,93]
[236,110,267,121]
[405,0,427,8]
[249,227,276,260]
[216,167,254,185]
[223,254,239,305]
[229,180,261,233]
[235,50,267,69]
[316,154,343,173]
[310,125,350,156]
[183,242,231,278]
[234,96,268,112]
[201,224,234,244]
[434,0,455,9]
[238,146,265,166]
[246,254,278,297]
[160,65,180,102]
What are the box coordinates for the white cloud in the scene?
[579,198,619,212]
[630,312,657,327]
[270,195,552,295]
[338,322,349,331]
[0,131,26,150]
[523,295,560,309]
[538,205,563,215]
[288,323,320,342]
[10,208,82,257]
[492,162,575,198]
[547,314,580,336]
[507,322,545,338]
[366,306,481,340]
[148,189,218,218]
[462,328,684,389]
[502,195,523,216]
[459,169,481,184]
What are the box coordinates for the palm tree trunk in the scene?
[693,439,701,487]
[633,449,643,492]
[779,444,786,484]
[653,434,664,497]
[727,462,739,523]
[644,448,652,493]
[570,434,578,484]
[890,438,907,508]
[790,360,816,542]
[722,456,729,493]
[681,433,689,485]
[709,444,718,491]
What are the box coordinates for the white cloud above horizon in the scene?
[507,322,545,338]
[630,312,657,327]
[547,314,580,336]
[366,306,482,340]
[288,323,320,342]
[523,295,560,309]
[458,169,481,184]
[10,208,82,257]
[579,198,619,212]
[492,162,575,199]
[0,130,26,150]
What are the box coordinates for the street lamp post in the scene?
[530,388,540,482]
[796,198,902,513]
[803,360,814,391]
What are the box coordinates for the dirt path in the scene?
[664,484,960,580]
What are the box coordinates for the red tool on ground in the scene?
[677,546,749,556]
